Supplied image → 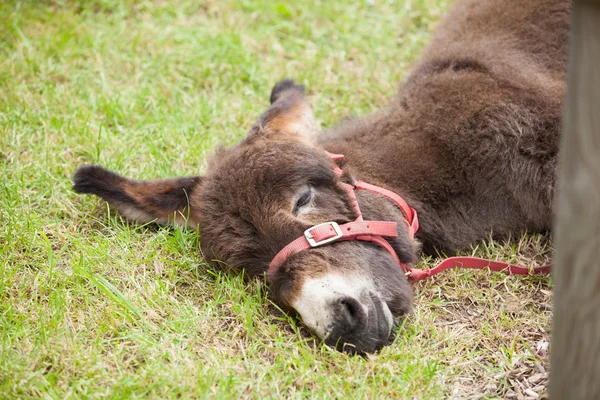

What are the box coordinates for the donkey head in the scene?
[74,80,417,354]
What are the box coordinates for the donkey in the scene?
[73,0,570,354]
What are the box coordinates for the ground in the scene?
[0,1,552,398]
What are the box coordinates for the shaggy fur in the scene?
[73,0,570,353]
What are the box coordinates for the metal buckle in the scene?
[304,222,343,247]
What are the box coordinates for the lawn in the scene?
[0,0,553,398]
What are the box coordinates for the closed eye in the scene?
[293,187,313,215]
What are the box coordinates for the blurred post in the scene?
[549,1,600,398]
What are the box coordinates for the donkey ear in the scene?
[73,165,203,228]
[249,79,318,144]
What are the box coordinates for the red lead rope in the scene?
[407,257,551,283]
[268,152,551,284]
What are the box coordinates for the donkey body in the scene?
[74,0,570,353]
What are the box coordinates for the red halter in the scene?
[269,152,418,276]
[268,153,551,283]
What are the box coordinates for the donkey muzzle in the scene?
[324,292,393,354]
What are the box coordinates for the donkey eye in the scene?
[294,187,313,214]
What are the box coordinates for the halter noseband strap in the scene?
[268,153,419,276]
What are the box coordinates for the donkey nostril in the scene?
[341,299,358,318]
[337,297,364,329]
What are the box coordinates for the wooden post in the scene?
[549,1,600,398]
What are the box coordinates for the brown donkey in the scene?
[73,0,570,354]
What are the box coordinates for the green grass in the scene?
[1,0,552,398]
